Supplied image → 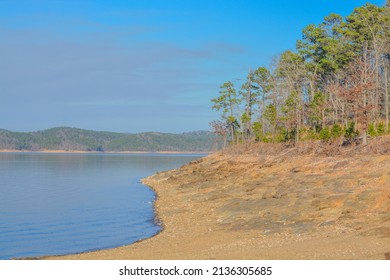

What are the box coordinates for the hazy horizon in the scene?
[0,125,212,134]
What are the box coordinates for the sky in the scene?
[0,0,386,133]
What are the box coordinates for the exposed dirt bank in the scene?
[44,141,390,259]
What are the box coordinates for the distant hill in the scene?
[0,127,221,152]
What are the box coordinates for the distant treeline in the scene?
[211,1,390,147]
[0,127,219,152]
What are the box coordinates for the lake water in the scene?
[0,153,203,259]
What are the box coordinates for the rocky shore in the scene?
[45,142,390,259]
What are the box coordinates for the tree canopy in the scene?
[211,2,390,146]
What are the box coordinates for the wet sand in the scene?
[43,148,390,260]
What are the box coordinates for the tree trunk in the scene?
[362,130,367,145]
[261,96,265,135]
[322,109,326,128]
[230,125,234,144]
[362,93,368,145]
[386,67,389,133]
[295,110,300,143]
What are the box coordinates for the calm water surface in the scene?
[0,153,203,259]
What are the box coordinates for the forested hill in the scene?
[0,127,219,152]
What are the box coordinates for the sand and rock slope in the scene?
[47,141,390,260]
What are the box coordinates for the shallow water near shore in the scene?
[0,152,203,259]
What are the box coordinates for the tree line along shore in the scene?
[211,1,390,148]
[0,127,219,152]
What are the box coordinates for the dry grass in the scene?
[220,135,390,157]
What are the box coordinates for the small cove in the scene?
[0,152,203,259]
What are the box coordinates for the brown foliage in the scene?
[219,135,390,158]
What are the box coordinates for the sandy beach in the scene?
[42,143,390,260]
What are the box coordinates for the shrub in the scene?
[368,123,376,137]
[261,134,272,143]
[319,126,331,141]
[252,122,263,141]
[282,128,296,142]
[307,128,318,140]
[377,123,385,135]
[330,124,343,139]
[344,122,359,144]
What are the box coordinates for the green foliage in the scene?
[299,127,318,141]
[0,127,217,152]
[319,126,331,141]
[330,124,343,139]
[344,4,389,50]
[227,116,240,129]
[378,123,386,135]
[312,91,326,106]
[282,128,296,142]
[260,134,273,143]
[211,81,239,118]
[241,113,251,125]
[253,67,273,100]
[209,1,390,146]
[283,91,299,115]
[272,128,285,143]
[277,51,304,79]
[308,128,319,140]
[368,123,377,137]
[366,123,386,137]
[296,13,352,77]
[264,104,277,126]
[308,92,326,125]
[8,132,35,150]
[344,122,359,142]
[298,125,342,142]
[252,121,263,141]
[240,72,258,112]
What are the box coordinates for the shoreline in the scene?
[28,179,164,260]
[41,150,390,260]
[0,149,210,155]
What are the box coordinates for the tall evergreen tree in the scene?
[211,81,240,143]
[253,67,273,134]
[210,1,390,145]
[239,71,257,141]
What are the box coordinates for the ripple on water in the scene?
[0,153,202,259]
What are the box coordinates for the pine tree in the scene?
[211,81,240,143]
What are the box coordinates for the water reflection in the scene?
[0,153,203,259]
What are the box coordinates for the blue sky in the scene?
[0,0,386,133]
